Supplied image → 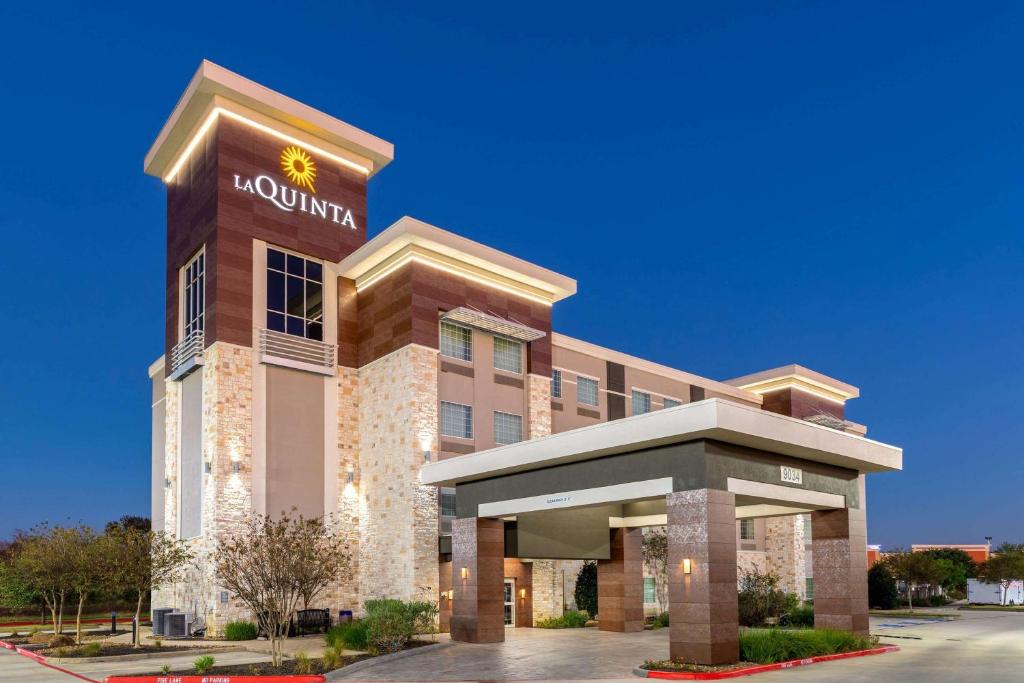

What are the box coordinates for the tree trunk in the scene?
[57,593,65,634]
[907,584,914,612]
[134,592,145,647]
[75,594,86,644]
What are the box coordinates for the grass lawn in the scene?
[958,604,1024,612]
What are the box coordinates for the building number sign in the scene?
[780,466,803,485]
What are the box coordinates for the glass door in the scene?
[503,579,515,627]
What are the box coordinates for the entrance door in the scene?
[503,579,515,627]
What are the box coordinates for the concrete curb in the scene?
[0,639,103,683]
[325,641,452,680]
[633,645,900,679]
[51,644,244,663]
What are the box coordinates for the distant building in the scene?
[911,544,991,564]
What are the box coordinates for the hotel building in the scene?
[147,61,901,664]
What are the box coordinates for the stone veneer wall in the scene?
[765,515,807,600]
[736,550,768,578]
[154,343,254,634]
[357,344,440,607]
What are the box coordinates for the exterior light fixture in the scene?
[231,462,241,474]
[682,558,692,575]
[164,478,171,488]
[460,567,468,580]
[423,450,431,463]
[519,588,526,599]
[447,589,454,600]
[204,462,211,474]
[347,467,355,484]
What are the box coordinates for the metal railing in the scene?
[170,330,204,374]
[259,328,335,370]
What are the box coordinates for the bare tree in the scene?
[215,512,350,667]
[105,528,194,646]
[641,527,668,613]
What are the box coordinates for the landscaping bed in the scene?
[42,643,223,657]
[640,629,892,679]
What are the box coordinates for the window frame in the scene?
[577,375,600,407]
[551,369,562,399]
[663,397,681,409]
[440,400,474,440]
[440,321,473,362]
[493,335,523,374]
[265,246,325,341]
[493,410,524,445]
[180,248,205,340]
[740,518,755,541]
[632,389,651,415]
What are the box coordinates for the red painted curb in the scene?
[105,677,326,683]
[0,639,102,683]
[641,645,900,679]
[0,639,15,650]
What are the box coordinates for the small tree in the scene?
[574,562,598,619]
[737,569,796,627]
[66,527,104,643]
[12,525,78,633]
[215,513,349,667]
[978,551,1024,606]
[883,551,944,611]
[105,528,194,646]
[641,528,668,613]
[868,563,898,609]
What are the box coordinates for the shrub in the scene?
[327,620,370,651]
[159,665,171,675]
[294,651,312,675]
[739,628,875,664]
[320,647,341,671]
[928,594,952,607]
[536,610,589,628]
[738,570,797,627]
[650,611,670,629]
[193,655,215,674]
[222,620,258,641]
[81,642,103,657]
[153,638,162,648]
[868,563,899,609]
[574,562,598,618]
[362,599,438,654]
[780,603,815,628]
[47,634,75,648]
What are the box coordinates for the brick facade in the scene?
[765,515,807,600]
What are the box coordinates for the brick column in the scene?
[598,527,644,632]
[450,517,505,643]
[811,508,869,634]
[667,489,739,665]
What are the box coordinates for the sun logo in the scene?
[280,146,317,193]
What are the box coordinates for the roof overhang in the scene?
[338,216,577,306]
[421,398,902,487]
[726,364,859,404]
[144,60,394,181]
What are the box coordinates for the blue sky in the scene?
[0,2,1020,547]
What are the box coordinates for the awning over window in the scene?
[440,307,546,342]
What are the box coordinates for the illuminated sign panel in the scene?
[233,145,358,230]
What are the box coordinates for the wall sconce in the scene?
[682,558,692,575]
[444,589,454,600]
[460,567,468,580]
[204,462,211,474]
[231,462,241,474]
[346,467,355,484]
[519,588,526,599]
[423,450,431,462]
[164,478,171,488]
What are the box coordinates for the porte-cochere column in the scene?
[811,507,869,634]
[450,517,506,643]
[667,489,739,665]
[598,527,644,632]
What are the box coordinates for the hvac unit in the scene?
[151,608,175,636]
[164,612,190,638]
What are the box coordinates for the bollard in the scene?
[111,611,117,635]
[131,616,137,644]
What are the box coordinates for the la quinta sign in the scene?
[232,145,358,230]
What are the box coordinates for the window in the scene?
[493,336,522,373]
[440,322,472,361]
[551,369,562,398]
[740,519,755,540]
[494,411,523,445]
[632,390,651,415]
[663,398,681,409]
[644,577,656,604]
[440,401,473,439]
[440,488,457,518]
[577,376,599,406]
[182,250,205,338]
[266,248,324,341]
[805,578,815,601]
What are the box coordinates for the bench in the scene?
[295,608,331,635]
